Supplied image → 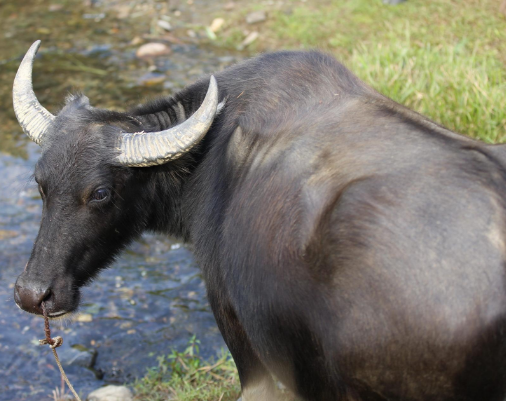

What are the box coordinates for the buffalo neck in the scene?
[129,80,219,241]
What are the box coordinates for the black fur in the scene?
[14,51,506,400]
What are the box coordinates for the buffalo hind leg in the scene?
[209,294,282,401]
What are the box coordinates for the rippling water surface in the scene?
[0,1,244,399]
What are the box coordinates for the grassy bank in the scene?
[215,0,506,143]
[131,1,506,400]
[131,336,294,401]
[132,336,240,401]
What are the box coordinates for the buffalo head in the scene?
[12,41,220,318]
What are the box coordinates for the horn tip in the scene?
[206,75,218,106]
[29,40,42,54]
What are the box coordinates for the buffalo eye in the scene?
[90,188,110,203]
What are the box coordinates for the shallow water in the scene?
[0,0,244,399]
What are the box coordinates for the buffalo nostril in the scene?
[37,288,53,314]
[15,284,53,315]
[41,288,52,304]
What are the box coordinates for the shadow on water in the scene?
[0,0,244,399]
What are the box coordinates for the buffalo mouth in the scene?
[47,310,72,319]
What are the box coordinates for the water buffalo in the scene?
[12,41,506,400]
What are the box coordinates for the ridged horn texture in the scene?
[116,75,219,167]
[13,40,55,146]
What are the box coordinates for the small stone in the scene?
[138,72,166,87]
[218,56,235,63]
[136,43,172,59]
[209,18,225,33]
[48,4,63,11]
[224,2,235,10]
[157,20,172,31]
[36,27,51,35]
[0,230,17,240]
[130,36,143,46]
[83,13,106,21]
[240,31,259,48]
[246,10,266,24]
[76,313,93,322]
[87,385,133,401]
[116,5,130,19]
[382,0,407,3]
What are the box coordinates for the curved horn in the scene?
[116,76,220,167]
[13,40,55,145]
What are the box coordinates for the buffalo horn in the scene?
[116,76,219,167]
[13,41,55,145]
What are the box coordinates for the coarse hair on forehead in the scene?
[59,93,143,130]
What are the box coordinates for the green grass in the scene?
[215,0,506,143]
[349,34,506,143]
[266,0,506,56]
[132,336,240,401]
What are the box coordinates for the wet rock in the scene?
[0,230,17,240]
[76,313,93,322]
[136,43,172,59]
[246,10,267,24]
[138,71,167,85]
[157,20,172,31]
[83,13,106,21]
[84,45,112,58]
[209,18,225,33]
[59,344,97,369]
[87,385,133,401]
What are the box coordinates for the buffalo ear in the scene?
[64,93,92,109]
